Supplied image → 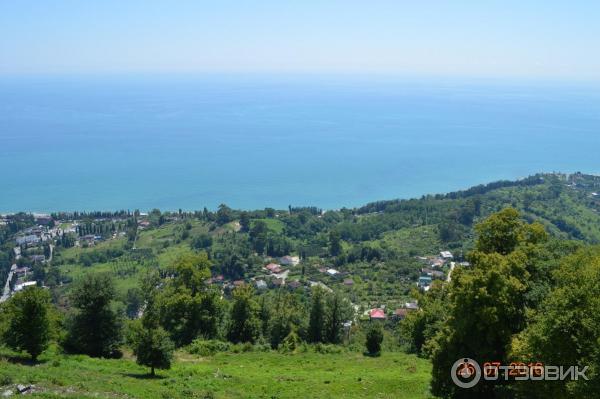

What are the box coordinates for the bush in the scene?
[365,323,383,356]
[279,331,302,354]
[187,340,231,356]
[313,343,344,354]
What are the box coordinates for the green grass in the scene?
[252,218,285,234]
[0,348,432,399]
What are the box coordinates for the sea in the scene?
[1,74,599,212]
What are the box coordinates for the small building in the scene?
[255,280,268,290]
[393,308,409,321]
[280,255,300,266]
[16,235,40,246]
[326,268,339,276]
[14,281,37,292]
[369,308,386,321]
[404,301,419,311]
[265,263,283,274]
[418,276,432,290]
[440,251,453,260]
[271,278,285,288]
[343,278,354,286]
[287,280,302,290]
[233,280,245,288]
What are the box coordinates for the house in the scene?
[440,251,453,260]
[404,301,419,311]
[393,308,409,321]
[430,258,445,268]
[287,280,302,290]
[369,308,386,321]
[33,214,53,225]
[14,281,37,292]
[431,270,445,280]
[418,276,432,290]
[343,278,354,286]
[255,280,268,290]
[265,263,283,274]
[280,255,300,266]
[271,278,285,288]
[326,268,339,276]
[138,220,151,229]
[16,235,40,246]
[14,267,30,276]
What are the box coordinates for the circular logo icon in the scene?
[451,358,481,389]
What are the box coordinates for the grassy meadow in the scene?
[0,347,432,398]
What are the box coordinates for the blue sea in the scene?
[1,75,600,212]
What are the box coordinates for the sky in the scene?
[1,1,599,80]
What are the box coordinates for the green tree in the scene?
[514,246,600,398]
[308,288,325,343]
[429,209,547,398]
[329,230,342,256]
[365,323,383,356]
[129,322,174,377]
[227,285,260,343]
[64,273,122,358]
[2,287,51,361]
[249,220,268,254]
[324,292,352,344]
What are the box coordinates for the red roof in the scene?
[369,308,386,319]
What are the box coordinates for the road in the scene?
[0,264,17,303]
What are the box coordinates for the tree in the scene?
[239,212,250,233]
[308,288,325,343]
[64,273,122,358]
[429,209,548,398]
[329,230,342,256]
[324,292,352,344]
[129,322,174,377]
[249,220,268,254]
[514,246,600,398]
[216,204,233,225]
[2,287,51,361]
[365,323,383,356]
[227,285,260,343]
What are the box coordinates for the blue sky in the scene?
[1,1,599,80]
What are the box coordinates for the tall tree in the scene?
[2,287,51,361]
[64,273,122,358]
[308,288,325,343]
[227,285,260,343]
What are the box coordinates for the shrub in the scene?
[187,340,231,356]
[365,323,383,356]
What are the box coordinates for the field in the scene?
[0,348,432,398]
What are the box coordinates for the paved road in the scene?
[0,264,17,303]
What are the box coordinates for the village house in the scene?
[326,268,339,276]
[14,281,37,292]
[369,308,386,321]
[393,308,409,321]
[440,251,453,260]
[280,255,300,266]
[265,263,283,274]
[343,278,354,286]
[418,276,432,291]
[255,280,267,290]
[287,280,302,290]
[16,235,40,246]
